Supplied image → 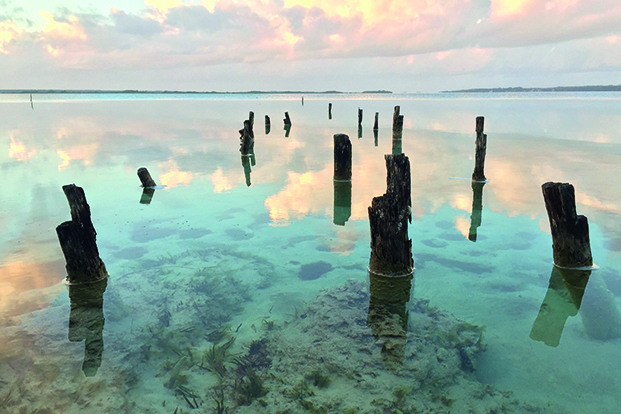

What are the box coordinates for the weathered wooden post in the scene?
[367,153,413,368]
[328,103,332,119]
[333,134,352,226]
[301,96,304,106]
[468,182,485,241]
[248,111,254,128]
[373,112,379,131]
[368,153,413,277]
[541,182,592,268]
[472,116,487,182]
[358,108,363,128]
[392,106,400,131]
[56,184,108,284]
[392,106,404,155]
[374,129,379,147]
[358,125,362,139]
[265,115,271,135]
[239,120,254,156]
[283,112,291,127]
[137,167,156,188]
[69,278,107,376]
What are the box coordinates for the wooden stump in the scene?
[68,277,107,376]
[368,154,413,276]
[373,112,379,131]
[283,112,291,126]
[542,182,592,268]
[137,167,156,188]
[265,115,271,135]
[328,103,332,119]
[358,108,363,126]
[239,120,254,155]
[333,134,352,181]
[472,116,487,182]
[468,182,485,241]
[249,111,254,128]
[56,184,108,284]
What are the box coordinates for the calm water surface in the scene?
[1,93,621,413]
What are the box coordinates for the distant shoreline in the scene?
[0,89,392,95]
[442,85,621,93]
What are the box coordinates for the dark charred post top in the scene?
[472,116,487,182]
[137,167,157,188]
[283,112,292,126]
[328,103,332,119]
[373,112,379,131]
[265,115,270,128]
[333,134,352,181]
[249,111,254,127]
[542,182,593,268]
[56,184,108,284]
[240,120,254,155]
[393,106,400,127]
[358,108,363,126]
[368,154,413,276]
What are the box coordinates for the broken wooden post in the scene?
[56,184,108,284]
[368,153,413,277]
[239,120,254,155]
[392,114,404,155]
[358,125,362,139]
[472,116,487,182]
[248,111,254,128]
[283,112,291,126]
[333,134,352,226]
[137,167,156,188]
[265,115,271,135]
[373,112,379,131]
[358,108,363,127]
[468,182,485,241]
[392,106,400,130]
[69,277,107,376]
[542,182,592,268]
[328,103,332,119]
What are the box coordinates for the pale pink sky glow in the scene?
[0,0,619,91]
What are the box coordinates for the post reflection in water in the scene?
[530,266,590,347]
[333,180,351,225]
[139,187,155,205]
[241,142,256,187]
[531,267,621,347]
[68,277,108,377]
[367,271,414,368]
[284,124,291,138]
[374,129,378,147]
[468,182,486,242]
[392,138,402,155]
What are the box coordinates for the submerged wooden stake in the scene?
[358,108,363,126]
[56,184,108,284]
[69,277,107,376]
[328,103,332,119]
[472,116,487,182]
[542,182,592,268]
[373,112,379,131]
[283,112,291,126]
[137,167,156,188]
[265,115,271,134]
[368,154,413,276]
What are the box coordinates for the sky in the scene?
[0,0,620,92]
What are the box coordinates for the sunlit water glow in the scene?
[1,92,621,413]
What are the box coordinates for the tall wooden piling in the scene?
[265,115,271,135]
[542,182,592,268]
[358,108,363,126]
[137,167,156,188]
[392,114,404,154]
[283,112,291,126]
[239,120,254,155]
[368,154,413,276]
[328,103,332,119]
[249,111,254,128]
[334,134,352,181]
[392,106,400,129]
[373,112,379,131]
[472,116,487,182]
[56,184,108,284]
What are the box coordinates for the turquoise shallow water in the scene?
[1,93,621,413]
